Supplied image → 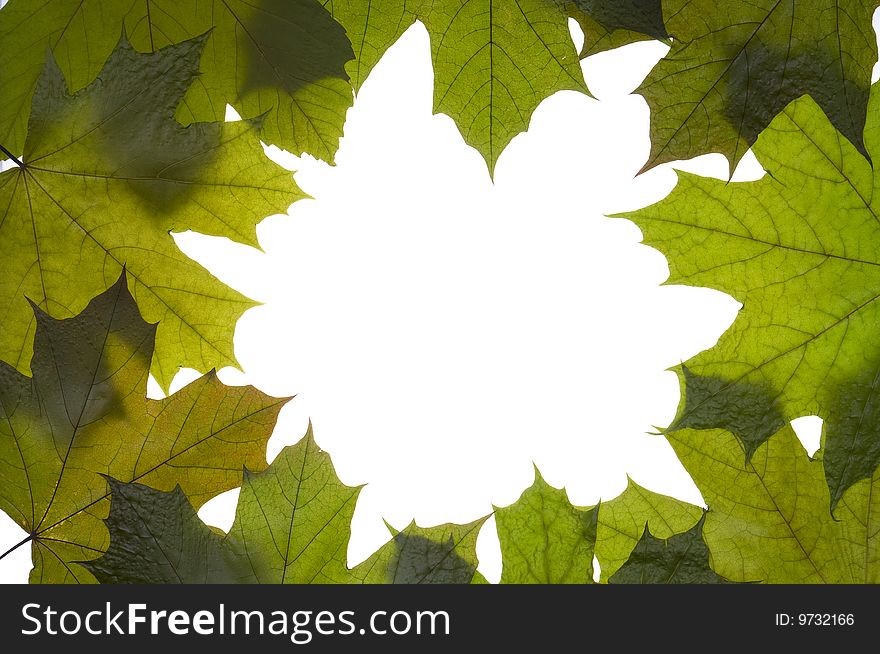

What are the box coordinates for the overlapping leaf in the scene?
[351,518,485,583]
[493,470,719,584]
[87,426,486,583]
[637,0,879,173]
[628,85,880,507]
[487,429,880,584]
[667,424,880,583]
[4,0,876,588]
[594,477,702,581]
[0,0,672,176]
[0,275,286,583]
[608,516,727,583]
[567,0,668,58]
[86,426,355,583]
[0,34,302,390]
[0,0,353,162]
[86,417,880,584]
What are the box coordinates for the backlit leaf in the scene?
[608,515,728,584]
[494,469,598,583]
[638,0,878,172]
[0,275,285,583]
[628,85,880,506]
[0,0,354,162]
[0,35,302,390]
[87,426,486,583]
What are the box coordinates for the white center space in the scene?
[3,18,838,583]
[182,23,744,579]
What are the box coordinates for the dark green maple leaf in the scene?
[86,425,486,583]
[594,477,702,581]
[628,84,880,507]
[567,0,668,58]
[608,515,728,584]
[638,0,879,173]
[668,367,787,460]
[493,469,598,583]
[83,478,247,583]
[0,34,302,390]
[0,275,286,583]
[351,519,485,583]
[0,0,353,162]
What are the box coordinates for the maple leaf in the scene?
[422,0,589,176]
[323,0,589,175]
[628,84,880,508]
[0,0,354,162]
[493,469,598,583]
[0,34,302,390]
[0,274,286,583]
[667,424,880,583]
[350,519,485,583]
[637,0,879,173]
[593,477,702,581]
[86,425,486,583]
[608,515,729,583]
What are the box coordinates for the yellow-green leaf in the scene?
[0,35,302,390]
[494,469,598,583]
[628,84,880,506]
[0,275,286,583]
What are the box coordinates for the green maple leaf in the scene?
[86,426,486,583]
[608,515,729,583]
[594,477,702,581]
[637,0,878,173]
[0,275,286,583]
[351,518,485,583]
[225,427,360,584]
[0,34,302,390]
[421,0,588,175]
[493,469,598,583]
[324,0,590,175]
[628,85,880,508]
[0,0,353,162]
[567,0,668,58]
[667,424,879,583]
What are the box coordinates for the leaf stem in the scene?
[0,143,24,168]
[0,533,34,561]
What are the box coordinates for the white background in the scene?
[4,12,864,582]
